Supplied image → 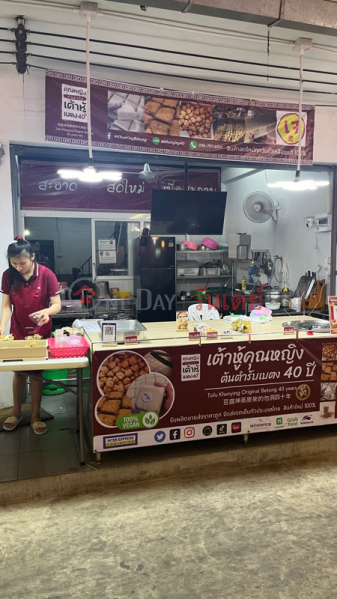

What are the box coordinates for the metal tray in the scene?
[114,320,147,343]
[282,320,329,331]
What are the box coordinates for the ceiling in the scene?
[1,0,337,105]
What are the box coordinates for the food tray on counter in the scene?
[104,320,147,344]
[48,336,90,358]
[0,340,48,361]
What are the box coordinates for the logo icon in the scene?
[154,431,166,443]
[103,433,138,449]
[169,429,181,441]
[217,423,227,435]
[189,140,198,150]
[152,136,160,145]
[202,425,212,437]
[142,412,159,429]
[296,384,311,401]
[184,427,195,438]
[276,417,283,425]
[231,422,242,433]
[105,131,112,139]
[73,284,98,305]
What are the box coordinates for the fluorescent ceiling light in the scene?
[58,166,122,183]
[267,179,329,192]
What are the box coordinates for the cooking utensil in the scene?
[263,286,282,303]
[282,320,329,331]
[290,298,302,311]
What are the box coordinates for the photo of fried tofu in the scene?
[100,400,121,415]
[146,121,170,135]
[163,99,179,108]
[155,107,175,124]
[108,391,123,400]
[321,374,330,381]
[97,396,108,411]
[170,121,180,136]
[118,409,132,416]
[121,396,132,409]
[96,352,151,427]
[98,414,117,427]
[144,101,161,117]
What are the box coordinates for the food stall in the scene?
[83,315,337,458]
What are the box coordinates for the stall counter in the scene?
[87,316,337,456]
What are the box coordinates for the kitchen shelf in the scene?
[177,274,231,279]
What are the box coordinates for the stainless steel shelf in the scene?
[177,274,231,279]
[176,249,228,254]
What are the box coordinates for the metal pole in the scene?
[77,368,85,464]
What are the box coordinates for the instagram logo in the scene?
[184,427,195,439]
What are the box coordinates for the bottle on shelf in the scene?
[241,277,246,291]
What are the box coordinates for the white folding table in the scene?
[0,356,89,464]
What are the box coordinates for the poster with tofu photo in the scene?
[107,91,145,132]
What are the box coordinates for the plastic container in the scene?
[265,301,281,311]
[201,237,218,250]
[48,336,89,358]
[115,291,132,299]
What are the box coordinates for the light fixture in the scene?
[57,5,122,184]
[58,167,122,182]
[268,180,329,192]
[24,229,30,236]
[268,39,322,192]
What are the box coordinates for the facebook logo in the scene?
[169,429,181,441]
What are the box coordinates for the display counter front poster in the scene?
[92,338,337,452]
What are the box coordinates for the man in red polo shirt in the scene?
[0,237,61,434]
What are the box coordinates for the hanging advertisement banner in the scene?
[45,70,315,165]
[20,161,220,212]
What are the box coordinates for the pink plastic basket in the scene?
[48,336,90,359]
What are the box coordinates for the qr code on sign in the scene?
[104,327,116,335]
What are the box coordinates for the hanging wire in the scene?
[85,14,93,162]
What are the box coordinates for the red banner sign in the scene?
[45,70,315,165]
[91,338,337,452]
[20,161,220,212]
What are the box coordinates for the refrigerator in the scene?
[134,236,176,322]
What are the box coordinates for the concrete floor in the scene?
[1,456,337,599]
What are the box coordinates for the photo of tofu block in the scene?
[156,107,175,124]
[144,114,153,125]
[135,385,166,413]
[127,94,142,106]
[128,121,145,132]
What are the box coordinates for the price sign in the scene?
[125,335,138,344]
[101,322,117,344]
[206,331,218,339]
[189,331,201,341]
[284,326,295,335]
